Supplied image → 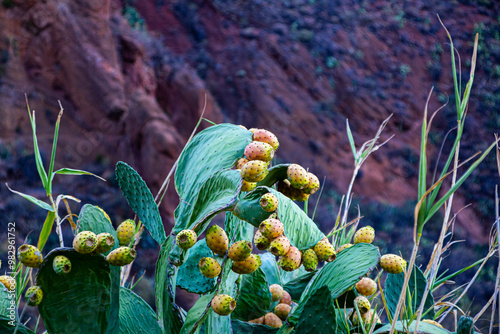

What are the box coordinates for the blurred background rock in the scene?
[1,0,499,331]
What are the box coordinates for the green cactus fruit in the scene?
[302,172,320,195]
[25,286,43,306]
[236,157,249,169]
[287,164,309,189]
[248,317,264,324]
[116,219,136,246]
[354,296,370,314]
[269,236,291,256]
[380,254,406,274]
[269,284,284,301]
[106,246,136,266]
[457,315,474,334]
[260,193,279,212]
[252,129,279,151]
[355,277,377,296]
[290,188,310,202]
[313,239,336,262]
[94,232,116,254]
[351,309,380,325]
[241,180,257,192]
[228,240,253,261]
[17,244,43,268]
[253,230,270,251]
[274,303,292,321]
[52,255,72,275]
[280,290,292,305]
[277,179,292,198]
[264,312,283,328]
[353,226,375,244]
[211,294,236,316]
[232,254,262,274]
[198,257,222,278]
[259,218,284,239]
[72,231,98,254]
[205,225,229,255]
[336,243,353,254]
[280,246,301,271]
[302,249,318,272]
[176,229,197,250]
[422,319,444,328]
[0,275,16,291]
[244,141,275,162]
[240,160,268,182]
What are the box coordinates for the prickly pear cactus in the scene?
[177,239,217,294]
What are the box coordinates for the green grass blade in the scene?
[26,99,49,192]
[346,120,357,162]
[37,211,56,252]
[6,184,54,212]
[53,168,106,182]
[48,105,64,194]
[432,257,485,291]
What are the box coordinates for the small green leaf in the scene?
[232,268,272,321]
[119,287,162,334]
[53,168,106,182]
[6,184,54,212]
[37,211,56,252]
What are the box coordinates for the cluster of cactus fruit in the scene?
[2,122,474,334]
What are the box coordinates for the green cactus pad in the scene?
[78,205,119,254]
[0,283,15,319]
[232,268,272,321]
[456,315,474,334]
[180,292,215,334]
[118,287,162,334]
[115,161,166,245]
[35,248,118,334]
[283,271,316,302]
[232,189,274,226]
[294,286,348,334]
[384,264,435,320]
[257,164,290,187]
[288,243,380,324]
[231,319,279,333]
[155,236,184,333]
[224,211,255,243]
[259,253,281,286]
[372,321,451,334]
[0,315,35,334]
[174,124,252,231]
[178,239,216,294]
[175,169,243,235]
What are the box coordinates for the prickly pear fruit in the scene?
[244,141,275,162]
[25,286,43,306]
[254,230,270,251]
[52,255,71,275]
[268,212,278,219]
[0,276,16,291]
[264,312,283,328]
[280,246,301,271]
[228,241,252,261]
[106,246,136,266]
[253,129,279,151]
[336,243,353,254]
[241,160,268,182]
[211,294,236,316]
[380,254,407,274]
[302,249,318,272]
[198,257,222,278]
[355,277,377,296]
[313,239,336,262]
[351,309,380,325]
[290,188,309,202]
[302,172,320,195]
[241,180,257,192]
[236,157,249,169]
[287,164,309,189]
[116,219,136,246]
[206,225,229,255]
[248,317,264,324]
[232,254,262,274]
[176,229,197,250]
[72,231,98,254]
[260,193,278,212]
[422,319,444,328]
[269,236,291,256]
[280,291,292,305]
[354,296,370,314]
[94,233,116,254]
[17,244,43,268]
[269,284,284,302]
[259,218,284,239]
[274,303,292,321]
[354,226,375,244]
